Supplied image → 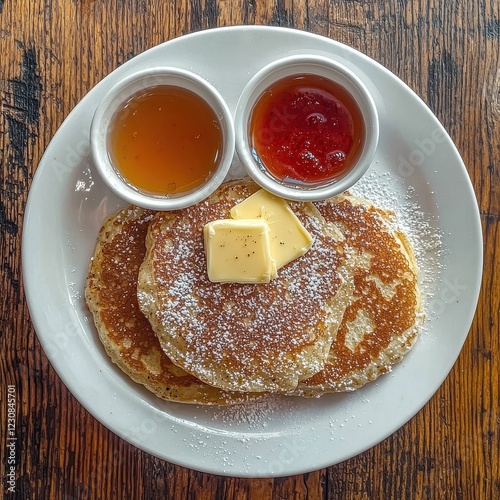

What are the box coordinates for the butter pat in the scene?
[230,189,314,270]
[204,219,277,283]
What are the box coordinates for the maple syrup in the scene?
[110,85,223,195]
[249,74,364,184]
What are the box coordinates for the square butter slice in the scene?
[230,189,314,270]
[203,219,277,283]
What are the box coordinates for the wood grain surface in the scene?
[1,0,499,498]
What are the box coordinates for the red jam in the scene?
[249,74,364,183]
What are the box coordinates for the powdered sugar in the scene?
[210,395,288,427]
[351,170,444,325]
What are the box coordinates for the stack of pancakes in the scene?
[85,179,423,405]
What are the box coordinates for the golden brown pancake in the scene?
[137,179,355,393]
[296,193,423,395]
[85,205,260,405]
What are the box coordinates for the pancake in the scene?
[85,204,261,405]
[296,193,423,395]
[137,179,355,393]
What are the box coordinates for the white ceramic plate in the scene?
[22,26,482,477]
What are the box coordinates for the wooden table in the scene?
[1,1,498,498]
